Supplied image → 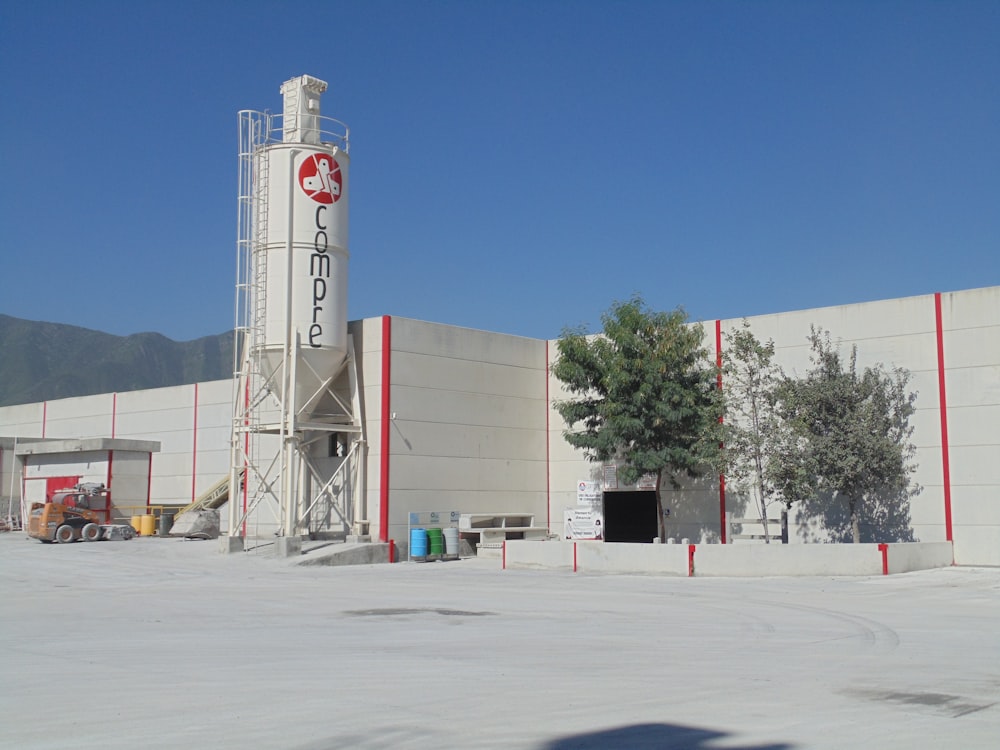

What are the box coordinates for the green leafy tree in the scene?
[552,296,723,541]
[721,321,788,542]
[775,328,918,543]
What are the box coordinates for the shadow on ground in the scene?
[291,722,795,750]
[542,722,795,750]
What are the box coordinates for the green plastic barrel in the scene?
[427,527,444,557]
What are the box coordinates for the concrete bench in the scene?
[459,513,548,549]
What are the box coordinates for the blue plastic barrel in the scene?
[410,527,429,559]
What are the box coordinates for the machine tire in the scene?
[55,525,76,543]
[82,523,101,542]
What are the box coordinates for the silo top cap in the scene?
[280,75,328,95]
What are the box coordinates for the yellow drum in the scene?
[130,516,143,533]
[139,514,156,536]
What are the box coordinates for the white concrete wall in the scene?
[380,317,548,548]
[548,287,1000,565]
[0,382,234,510]
[939,287,1000,566]
[2,287,996,564]
[355,317,387,541]
[0,403,44,440]
[116,384,198,505]
[108,450,157,518]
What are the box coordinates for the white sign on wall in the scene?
[563,507,604,540]
[636,473,658,490]
[577,480,601,506]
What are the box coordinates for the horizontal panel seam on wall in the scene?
[114,408,198,418]
[771,354,940,371]
[938,363,1000,373]
[763,328,938,346]
[941,320,1000,332]
[390,418,545,431]
[394,384,547,401]
[718,294,948,323]
[393,453,547,461]
[391,346,545,369]
[943,405,1000,415]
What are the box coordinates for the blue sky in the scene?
[1,1,997,342]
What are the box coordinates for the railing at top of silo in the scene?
[239,110,349,153]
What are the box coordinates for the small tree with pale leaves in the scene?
[721,321,788,542]
[775,328,919,543]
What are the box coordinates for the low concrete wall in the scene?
[502,538,576,571]
[576,540,690,575]
[694,543,883,576]
[503,540,955,577]
[504,540,690,575]
[886,541,954,574]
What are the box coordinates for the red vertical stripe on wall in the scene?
[379,316,392,543]
[191,383,199,504]
[934,293,954,542]
[545,340,551,534]
[715,320,727,544]
[105,451,114,523]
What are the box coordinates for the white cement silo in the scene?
[231,75,364,547]
[257,76,350,412]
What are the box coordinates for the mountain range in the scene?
[0,315,234,407]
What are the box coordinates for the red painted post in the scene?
[388,538,395,563]
[573,542,578,573]
[688,544,696,577]
[879,543,889,576]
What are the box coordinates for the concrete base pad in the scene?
[220,535,244,554]
[298,542,392,566]
[274,536,302,557]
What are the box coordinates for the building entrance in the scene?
[603,490,658,543]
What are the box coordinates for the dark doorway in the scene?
[603,490,658,543]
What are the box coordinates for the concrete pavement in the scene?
[1,534,997,749]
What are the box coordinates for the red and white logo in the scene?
[298,153,342,204]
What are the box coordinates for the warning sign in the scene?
[298,153,343,204]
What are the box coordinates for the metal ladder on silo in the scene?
[231,110,273,536]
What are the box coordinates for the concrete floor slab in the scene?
[1,534,997,749]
